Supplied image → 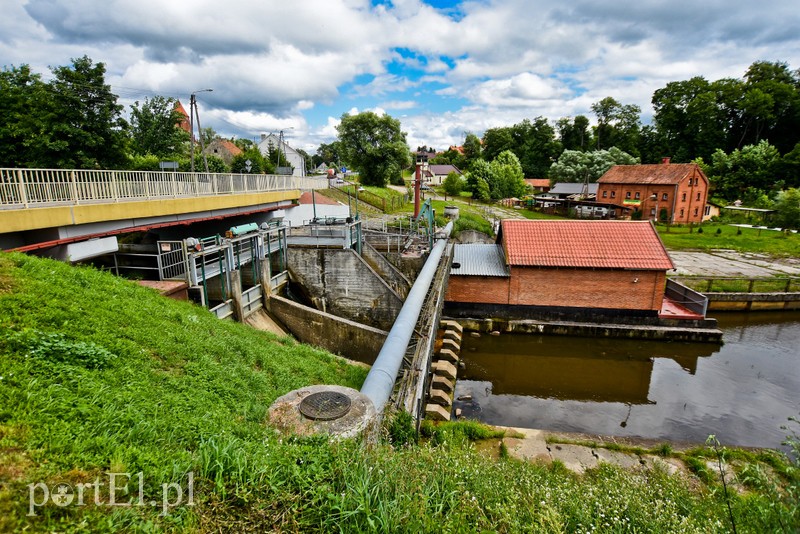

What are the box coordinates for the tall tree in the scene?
[481,127,513,162]
[336,111,410,187]
[591,97,641,155]
[462,132,483,169]
[129,96,190,158]
[556,115,591,152]
[706,140,782,201]
[0,65,55,167]
[47,56,128,169]
[488,150,527,199]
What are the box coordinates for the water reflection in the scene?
[454,312,800,450]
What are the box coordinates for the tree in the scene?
[430,147,465,169]
[129,96,190,159]
[773,188,800,230]
[482,127,513,162]
[706,140,782,200]
[465,159,491,193]
[336,111,410,187]
[474,177,491,201]
[442,171,464,197]
[549,148,638,185]
[488,150,526,199]
[47,56,128,169]
[0,64,55,168]
[462,133,483,169]
[591,97,641,155]
[557,115,591,152]
[231,147,273,174]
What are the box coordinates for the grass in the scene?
[2,251,799,532]
[657,222,800,256]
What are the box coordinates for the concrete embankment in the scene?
[706,292,800,311]
[450,317,723,343]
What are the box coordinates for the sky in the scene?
[2,0,799,156]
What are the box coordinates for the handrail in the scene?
[0,168,327,209]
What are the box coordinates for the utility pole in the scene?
[190,89,213,173]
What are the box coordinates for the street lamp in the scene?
[650,193,659,222]
[190,89,213,173]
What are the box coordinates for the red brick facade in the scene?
[446,268,665,312]
[597,163,708,224]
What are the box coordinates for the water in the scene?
[453,312,800,451]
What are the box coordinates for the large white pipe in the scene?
[360,221,453,413]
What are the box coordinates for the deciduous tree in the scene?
[336,111,410,187]
[129,96,190,158]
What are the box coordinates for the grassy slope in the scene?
[1,252,798,532]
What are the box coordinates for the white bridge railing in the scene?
[0,168,328,209]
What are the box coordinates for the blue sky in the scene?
[2,0,799,155]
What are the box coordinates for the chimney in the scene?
[661,157,671,164]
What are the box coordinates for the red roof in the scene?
[525,178,550,188]
[499,220,673,270]
[598,163,705,185]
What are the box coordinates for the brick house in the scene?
[203,139,243,166]
[446,219,674,318]
[596,160,709,224]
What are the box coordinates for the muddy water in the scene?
[453,312,800,450]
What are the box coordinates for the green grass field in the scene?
[1,252,799,531]
[657,223,800,256]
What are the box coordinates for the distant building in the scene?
[428,164,462,185]
[257,133,306,177]
[446,219,674,318]
[524,179,551,193]
[597,159,708,224]
[203,139,242,166]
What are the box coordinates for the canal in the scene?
[453,311,800,451]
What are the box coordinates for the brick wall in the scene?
[446,275,510,305]
[509,267,665,311]
[446,268,666,312]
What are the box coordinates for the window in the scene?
[626,191,631,199]
[650,208,656,217]
[680,209,685,217]
[704,205,711,216]
[694,207,699,216]
[602,191,608,198]
[610,191,616,198]
[662,193,668,201]
[696,192,701,201]
[634,192,640,199]
[682,192,686,201]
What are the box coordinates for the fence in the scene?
[335,185,409,213]
[0,168,327,209]
[670,276,800,293]
[664,279,708,316]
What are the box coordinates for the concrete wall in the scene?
[446,267,665,312]
[706,292,800,311]
[288,247,404,331]
[361,242,412,299]
[268,295,387,365]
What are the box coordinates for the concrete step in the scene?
[436,348,459,364]
[440,320,463,335]
[442,329,462,344]
[431,375,454,394]
[432,360,457,380]
[428,388,452,407]
[425,403,451,421]
[440,338,460,354]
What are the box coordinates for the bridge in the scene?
[0,167,327,253]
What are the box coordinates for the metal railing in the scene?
[670,276,800,293]
[0,168,328,209]
[665,279,708,316]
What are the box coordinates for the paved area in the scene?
[669,251,800,277]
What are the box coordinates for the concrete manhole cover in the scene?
[298,391,352,420]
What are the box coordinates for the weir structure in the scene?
[268,221,454,437]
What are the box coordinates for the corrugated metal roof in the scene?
[598,163,704,185]
[549,183,599,195]
[451,244,509,277]
[500,220,674,270]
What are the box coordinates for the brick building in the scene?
[446,219,674,318]
[596,160,709,224]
